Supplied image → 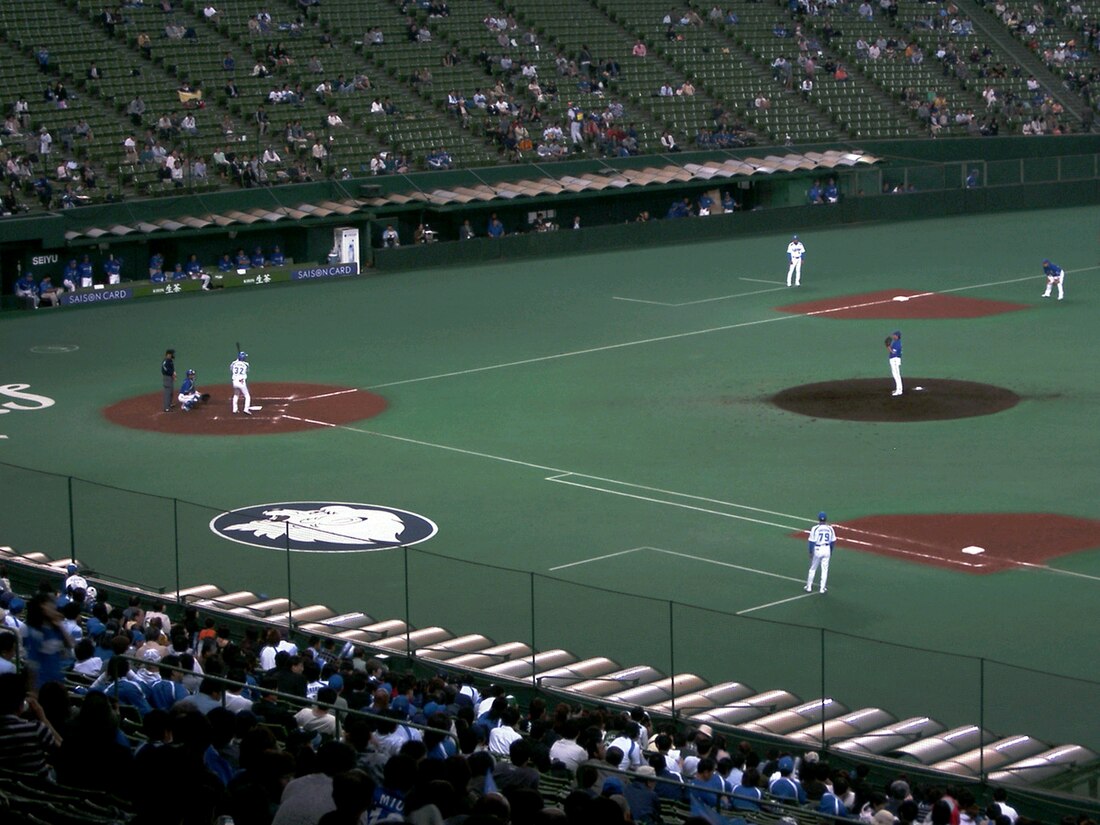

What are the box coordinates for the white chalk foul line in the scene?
[612,285,789,307]
[739,277,786,285]
[549,545,805,583]
[548,547,649,571]
[737,592,817,615]
[546,474,803,533]
[647,547,806,583]
[368,268,1099,391]
[838,535,986,569]
[282,414,339,428]
[295,388,360,402]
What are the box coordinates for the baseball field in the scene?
[1,204,1098,755]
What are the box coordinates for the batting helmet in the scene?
[186,369,196,376]
[818,512,827,522]
[238,351,248,360]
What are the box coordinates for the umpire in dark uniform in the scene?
[161,348,176,412]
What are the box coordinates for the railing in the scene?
[1,459,1098,786]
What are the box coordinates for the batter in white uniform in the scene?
[230,352,251,415]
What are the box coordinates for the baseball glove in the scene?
[884,337,893,346]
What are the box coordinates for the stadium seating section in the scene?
[0,0,1093,208]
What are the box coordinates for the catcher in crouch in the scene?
[178,369,211,411]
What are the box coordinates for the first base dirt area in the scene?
[104,382,387,435]
[790,513,1100,574]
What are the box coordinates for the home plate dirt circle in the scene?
[104,383,387,435]
[771,378,1020,422]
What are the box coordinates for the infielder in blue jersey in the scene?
[1041,259,1064,300]
[805,512,836,593]
[886,330,902,396]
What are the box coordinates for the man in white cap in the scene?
[786,235,806,286]
[806,512,836,593]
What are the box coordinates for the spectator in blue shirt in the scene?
[769,756,807,804]
[150,268,166,284]
[808,181,823,204]
[235,248,250,269]
[623,766,663,823]
[688,758,725,821]
[730,769,765,812]
[250,246,265,268]
[94,656,152,717]
[270,245,286,265]
[148,252,164,278]
[23,594,73,689]
[218,253,234,272]
[486,214,504,238]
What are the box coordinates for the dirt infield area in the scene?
[771,378,1020,422]
[790,513,1100,574]
[779,289,1030,320]
[104,382,387,435]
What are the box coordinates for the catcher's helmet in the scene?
[186,369,196,376]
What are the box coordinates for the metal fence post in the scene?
[530,572,537,691]
[173,498,181,602]
[285,522,293,633]
[404,546,411,658]
[67,476,76,561]
[979,657,985,781]
[668,600,676,719]
[821,627,827,750]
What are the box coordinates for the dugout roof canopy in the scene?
[59,150,880,243]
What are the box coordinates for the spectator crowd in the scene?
[0,563,1061,825]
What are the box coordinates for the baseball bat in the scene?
[236,340,241,356]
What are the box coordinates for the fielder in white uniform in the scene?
[230,351,252,415]
[786,235,805,286]
[805,512,835,593]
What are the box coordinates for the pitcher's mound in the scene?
[771,378,1019,422]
